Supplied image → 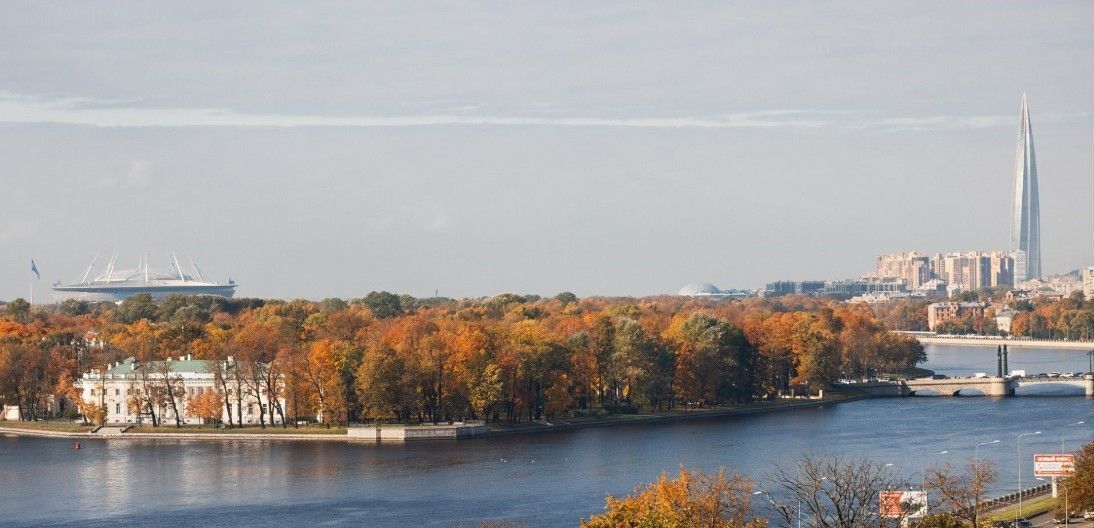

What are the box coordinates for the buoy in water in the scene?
[75,442,80,450]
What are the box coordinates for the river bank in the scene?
[0,394,870,442]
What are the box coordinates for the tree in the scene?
[4,298,31,323]
[355,343,414,422]
[668,313,755,406]
[156,359,187,427]
[469,362,503,421]
[555,292,578,306]
[582,467,766,528]
[762,453,909,528]
[362,291,403,319]
[924,459,996,528]
[114,293,158,324]
[188,389,223,427]
[1058,442,1094,515]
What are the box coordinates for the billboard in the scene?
[1034,454,1075,477]
[880,491,928,518]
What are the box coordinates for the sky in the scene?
[1,2,1092,300]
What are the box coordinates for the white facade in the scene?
[77,356,285,426]
[995,309,1017,334]
[1084,266,1094,300]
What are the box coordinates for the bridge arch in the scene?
[908,389,940,397]
[1014,380,1087,396]
[952,388,987,397]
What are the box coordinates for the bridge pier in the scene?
[1086,375,1093,397]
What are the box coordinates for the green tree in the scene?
[58,299,90,316]
[555,291,578,305]
[362,291,403,318]
[114,293,158,324]
[4,298,31,323]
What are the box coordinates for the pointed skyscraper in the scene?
[1010,94,1040,280]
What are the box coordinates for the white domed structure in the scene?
[677,282,722,296]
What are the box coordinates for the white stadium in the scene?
[52,252,236,302]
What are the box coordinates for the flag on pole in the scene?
[30,259,40,280]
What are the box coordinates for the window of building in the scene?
[115,388,120,396]
[115,403,120,414]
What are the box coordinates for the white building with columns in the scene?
[77,355,285,426]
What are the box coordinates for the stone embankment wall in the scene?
[347,421,488,441]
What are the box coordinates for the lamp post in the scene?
[1016,431,1041,521]
[755,491,801,528]
[923,450,949,491]
[974,440,999,526]
[1060,421,1085,525]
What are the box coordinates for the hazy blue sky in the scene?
[1,2,1091,300]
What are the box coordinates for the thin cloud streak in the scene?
[0,92,1075,132]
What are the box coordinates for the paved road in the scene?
[1025,510,1092,528]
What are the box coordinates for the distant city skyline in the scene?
[1,3,1091,300]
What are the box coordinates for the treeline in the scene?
[0,292,924,425]
[875,292,1094,339]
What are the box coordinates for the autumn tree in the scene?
[1058,442,1094,515]
[582,467,766,528]
[355,342,415,422]
[188,389,223,427]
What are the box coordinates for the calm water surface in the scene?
[2,345,1091,528]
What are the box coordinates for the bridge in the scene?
[847,374,1094,397]
[892,332,1094,350]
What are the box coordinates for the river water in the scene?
[2,345,1091,528]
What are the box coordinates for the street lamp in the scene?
[1061,421,1085,527]
[974,440,1000,527]
[923,450,949,491]
[754,491,801,528]
[1016,431,1041,521]
[975,441,999,467]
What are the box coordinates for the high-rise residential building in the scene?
[988,251,1014,288]
[1012,250,1028,284]
[928,251,1014,291]
[869,250,1014,292]
[1084,266,1094,300]
[869,252,930,288]
[1010,94,1041,280]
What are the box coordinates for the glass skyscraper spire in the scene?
[1010,94,1040,280]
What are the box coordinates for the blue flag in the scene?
[30,259,40,280]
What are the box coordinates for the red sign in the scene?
[1034,454,1075,477]
[880,491,903,518]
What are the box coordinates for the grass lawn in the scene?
[0,420,95,433]
[125,424,347,435]
[987,495,1056,521]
